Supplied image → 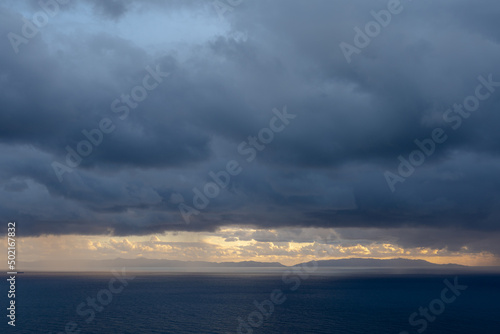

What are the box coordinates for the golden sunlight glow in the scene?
[1,226,498,270]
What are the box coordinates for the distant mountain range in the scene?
[295,258,465,268]
[15,257,470,272]
[95,258,287,268]
[19,257,465,270]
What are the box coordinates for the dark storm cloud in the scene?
[1,0,500,254]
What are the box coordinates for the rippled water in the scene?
[2,271,499,333]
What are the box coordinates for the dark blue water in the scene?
[2,271,499,333]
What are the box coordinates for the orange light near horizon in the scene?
[0,229,499,271]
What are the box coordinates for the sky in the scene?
[1,0,500,268]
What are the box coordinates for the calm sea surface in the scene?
[2,270,499,333]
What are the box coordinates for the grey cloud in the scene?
[1,0,500,257]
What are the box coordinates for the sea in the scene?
[2,268,499,334]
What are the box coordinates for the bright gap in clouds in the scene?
[3,227,498,269]
[14,0,232,57]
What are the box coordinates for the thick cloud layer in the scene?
[1,0,500,255]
